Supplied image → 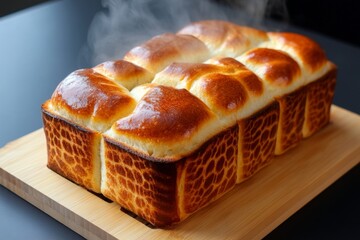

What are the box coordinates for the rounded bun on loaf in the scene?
[124,33,210,74]
[49,69,136,132]
[238,48,303,96]
[178,20,268,57]
[261,32,334,82]
[154,57,269,129]
[93,60,153,90]
[105,85,220,160]
[152,62,221,89]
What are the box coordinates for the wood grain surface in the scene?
[1,105,359,240]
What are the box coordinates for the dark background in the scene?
[1,0,359,47]
[279,0,360,47]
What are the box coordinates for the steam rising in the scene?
[84,0,286,66]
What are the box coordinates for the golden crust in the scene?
[115,85,214,141]
[50,68,136,132]
[124,33,210,73]
[198,72,249,112]
[108,85,219,160]
[153,62,221,89]
[93,60,153,90]
[267,32,327,73]
[178,20,268,57]
[154,57,264,119]
[240,48,301,87]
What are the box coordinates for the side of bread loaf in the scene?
[42,20,336,227]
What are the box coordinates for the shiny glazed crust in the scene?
[42,20,336,227]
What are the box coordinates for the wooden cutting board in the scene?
[1,105,359,240]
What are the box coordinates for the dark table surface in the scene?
[0,0,359,239]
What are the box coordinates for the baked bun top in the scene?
[261,32,335,82]
[45,69,136,132]
[106,85,219,161]
[93,60,153,90]
[153,57,266,128]
[178,20,268,57]
[124,33,210,74]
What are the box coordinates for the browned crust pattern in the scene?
[42,109,101,193]
[182,126,238,215]
[238,102,280,182]
[303,69,337,137]
[275,87,307,155]
[103,139,179,227]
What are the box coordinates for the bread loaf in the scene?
[41,20,336,227]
